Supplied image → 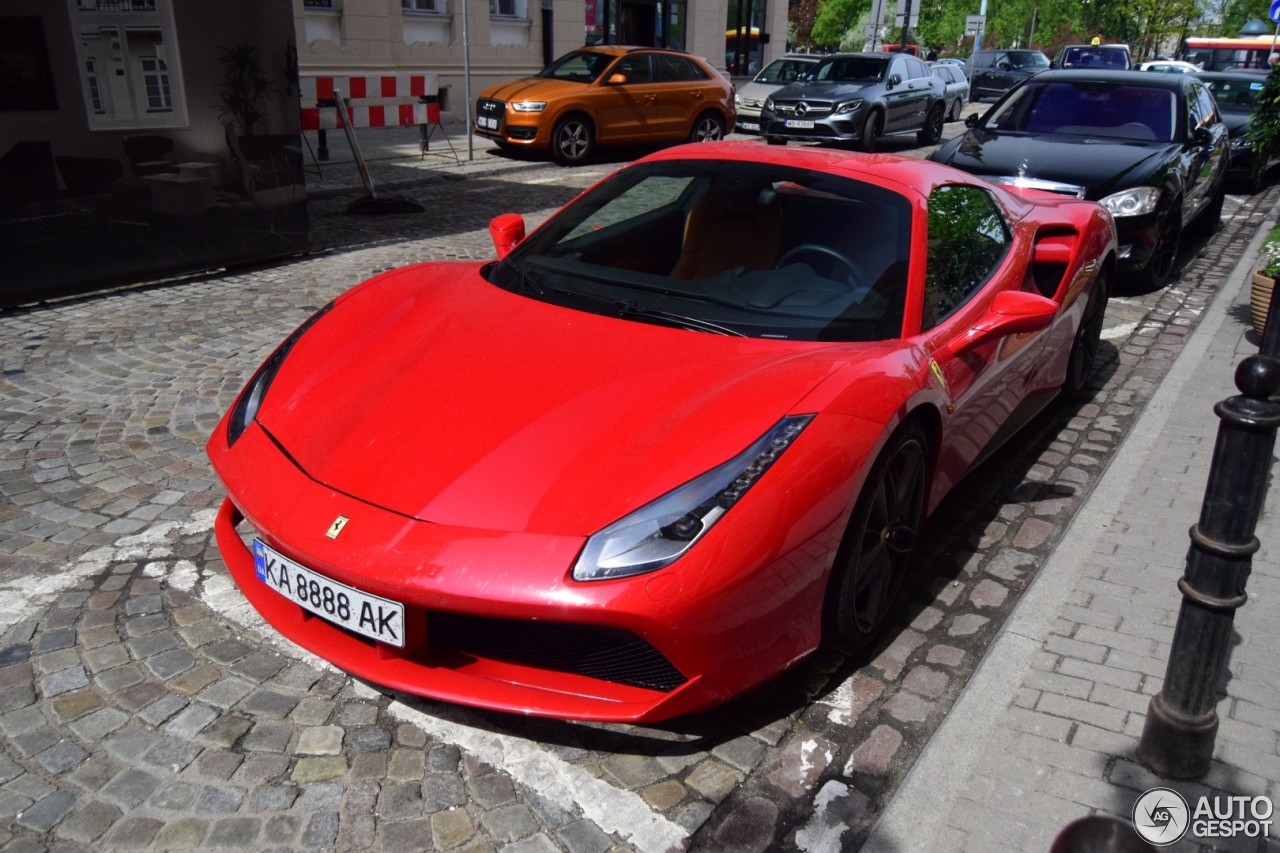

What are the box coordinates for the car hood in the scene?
[256,263,862,536]
[770,80,884,101]
[479,76,588,103]
[935,130,1177,199]
[738,80,783,103]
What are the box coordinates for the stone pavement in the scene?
[866,209,1280,851]
[0,135,1277,852]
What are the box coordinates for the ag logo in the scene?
[325,516,349,540]
[1133,787,1190,846]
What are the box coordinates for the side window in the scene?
[923,185,1012,329]
[616,55,654,84]
[1196,85,1218,127]
[888,59,906,81]
[656,54,706,82]
[907,58,931,79]
[1186,83,1205,136]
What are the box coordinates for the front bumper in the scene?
[208,420,836,722]
[760,108,867,142]
[1113,210,1163,270]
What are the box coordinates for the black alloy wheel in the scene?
[918,102,945,145]
[1064,269,1110,400]
[1136,205,1181,290]
[824,419,931,653]
[860,110,884,153]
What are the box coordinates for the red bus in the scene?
[1182,35,1276,71]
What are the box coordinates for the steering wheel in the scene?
[776,243,865,291]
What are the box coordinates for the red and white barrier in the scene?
[299,73,440,131]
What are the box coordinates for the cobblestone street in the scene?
[1,147,1275,851]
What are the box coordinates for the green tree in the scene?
[812,0,872,48]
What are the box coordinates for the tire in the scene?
[860,110,884,153]
[1134,206,1181,290]
[822,418,931,655]
[947,97,961,122]
[551,115,593,166]
[765,136,786,146]
[1063,268,1110,401]
[690,112,725,143]
[917,102,945,145]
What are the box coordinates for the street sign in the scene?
[894,12,920,27]
[965,13,986,35]
[1270,0,1280,24]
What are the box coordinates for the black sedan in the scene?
[760,52,946,151]
[1197,70,1274,190]
[930,70,1228,289]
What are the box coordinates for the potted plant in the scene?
[216,43,272,136]
[1253,222,1280,337]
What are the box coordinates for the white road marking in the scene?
[1102,320,1138,341]
[125,514,690,853]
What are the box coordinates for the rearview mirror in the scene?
[489,213,526,258]
[607,73,628,86]
[889,73,903,87]
[942,290,1058,357]
[965,113,982,128]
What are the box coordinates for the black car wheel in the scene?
[690,112,725,143]
[823,419,930,654]
[918,102,945,145]
[860,110,884,153]
[1064,268,1110,400]
[1136,206,1181,290]
[551,115,593,166]
[948,97,962,122]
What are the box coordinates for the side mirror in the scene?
[965,112,982,128]
[607,73,628,86]
[1191,126,1212,146]
[489,213,526,258]
[942,290,1058,357]
[889,73,903,87]
[997,61,1011,70]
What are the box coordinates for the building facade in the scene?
[294,0,788,121]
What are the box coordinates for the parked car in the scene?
[930,70,1228,289]
[931,62,969,120]
[734,54,821,134]
[1052,43,1133,70]
[1198,70,1276,190]
[474,46,735,165]
[965,49,1050,101]
[1140,60,1202,74]
[760,52,946,150]
[207,142,1116,723]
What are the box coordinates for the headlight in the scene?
[1231,136,1254,149]
[1098,186,1162,218]
[834,99,864,115]
[227,302,334,447]
[765,97,775,110]
[572,415,814,581]
[511,101,546,112]
[734,94,742,107]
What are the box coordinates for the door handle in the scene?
[691,91,704,99]
[644,94,657,103]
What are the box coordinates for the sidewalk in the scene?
[866,216,1280,850]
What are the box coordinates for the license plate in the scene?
[477,116,499,130]
[739,121,759,131]
[785,119,815,129]
[253,539,406,647]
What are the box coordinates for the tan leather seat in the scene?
[670,187,783,279]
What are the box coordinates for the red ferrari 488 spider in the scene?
[208,142,1116,723]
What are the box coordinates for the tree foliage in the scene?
[801,0,1276,58]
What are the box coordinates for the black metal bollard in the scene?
[1136,353,1280,779]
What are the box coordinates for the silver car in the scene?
[931,62,969,121]
[734,54,821,134]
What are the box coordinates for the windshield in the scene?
[537,50,615,83]
[984,81,1177,142]
[486,160,913,342]
[1205,76,1263,110]
[1006,52,1050,69]
[755,58,815,84]
[811,56,887,83]
[1060,46,1129,69]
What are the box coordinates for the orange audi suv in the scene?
[475,46,735,165]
